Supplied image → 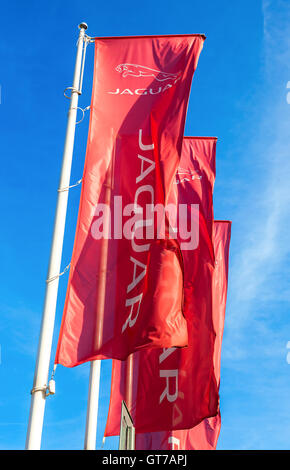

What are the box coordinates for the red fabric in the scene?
[135,415,221,450]
[135,221,231,449]
[104,137,218,435]
[55,35,205,366]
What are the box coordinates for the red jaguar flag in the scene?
[135,220,231,449]
[55,35,205,366]
[105,137,218,435]
[135,415,221,450]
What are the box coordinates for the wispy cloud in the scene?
[223,1,290,356]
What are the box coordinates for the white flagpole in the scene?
[26,22,88,450]
[84,360,101,450]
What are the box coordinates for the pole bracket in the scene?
[70,106,90,124]
[46,263,70,283]
[58,178,82,192]
[30,385,47,395]
[64,86,82,99]
[30,381,55,397]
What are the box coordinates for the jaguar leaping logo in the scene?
[115,63,181,82]
[175,167,202,184]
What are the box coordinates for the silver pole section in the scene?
[84,360,101,450]
[26,22,88,450]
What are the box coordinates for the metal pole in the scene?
[25,22,88,450]
[84,360,101,450]
[125,354,133,411]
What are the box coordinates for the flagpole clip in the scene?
[30,383,55,397]
[64,86,82,99]
[30,365,57,397]
[71,105,90,124]
[46,263,70,283]
[58,178,82,192]
[30,385,47,395]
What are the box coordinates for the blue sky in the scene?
[0,0,290,450]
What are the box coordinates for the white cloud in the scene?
[223,0,290,360]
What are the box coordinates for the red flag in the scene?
[104,137,218,435]
[135,220,231,449]
[55,35,205,366]
[135,415,221,449]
